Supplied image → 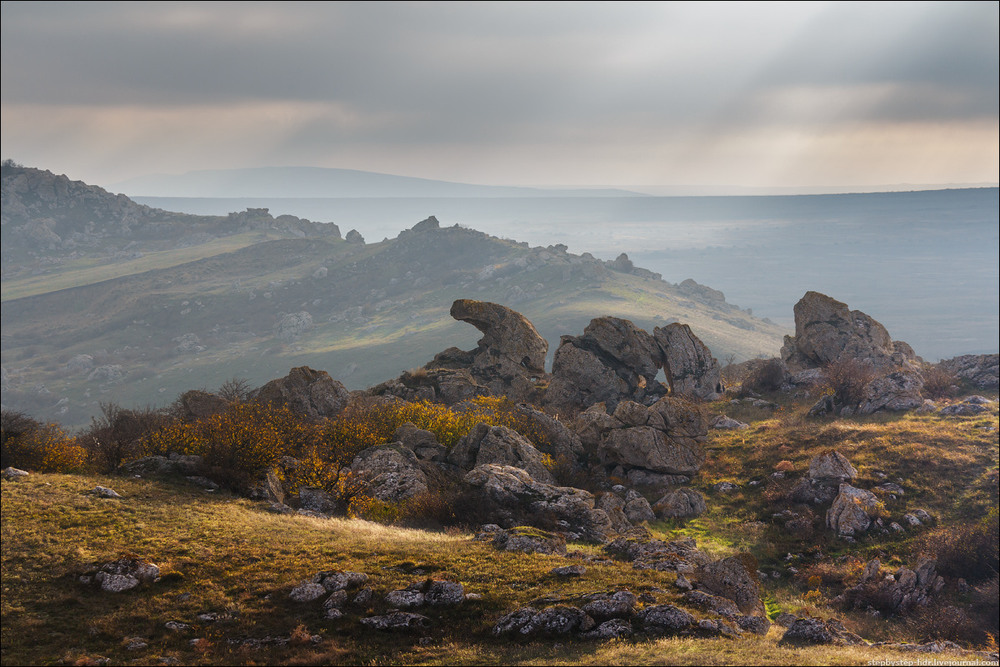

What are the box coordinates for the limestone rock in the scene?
[636,604,696,634]
[348,444,429,502]
[937,354,999,390]
[826,484,881,536]
[653,323,724,400]
[545,317,662,415]
[250,366,350,420]
[780,291,916,374]
[2,467,29,480]
[695,554,765,616]
[360,612,430,631]
[808,451,857,484]
[781,617,866,645]
[464,465,611,542]
[394,423,447,462]
[448,423,555,483]
[856,370,925,415]
[597,398,707,477]
[93,556,159,593]
[654,488,707,519]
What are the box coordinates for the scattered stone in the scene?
[636,604,696,634]
[360,612,431,632]
[582,618,634,639]
[780,616,866,645]
[93,556,159,593]
[826,484,882,537]
[939,403,988,416]
[386,588,425,608]
[808,451,857,484]
[289,582,327,602]
[710,415,749,430]
[1,467,29,480]
[550,565,586,577]
[164,621,189,632]
[91,486,122,498]
[695,554,766,616]
[712,481,739,493]
[653,488,707,519]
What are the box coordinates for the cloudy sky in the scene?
[2,1,997,192]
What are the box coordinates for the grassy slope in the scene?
[0,472,983,667]
[2,396,996,665]
[1,230,788,429]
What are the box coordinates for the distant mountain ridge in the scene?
[111,166,646,199]
[1,165,788,428]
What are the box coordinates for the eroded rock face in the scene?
[545,317,662,415]
[826,484,881,536]
[463,464,614,542]
[937,354,999,390]
[781,291,918,374]
[594,397,708,479]
[250,366,350,420]
[448,423,555,484]
[654,323,724,400]
[348,445,429,502]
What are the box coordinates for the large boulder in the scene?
[426,300,548,404]
[780,292,918,374]
[653,323,724,400]
[694,554,766,617]
[348,444,429,503]
[448,423,555,484]
[595,397,708,478]
[855,370,925,415]
[653,488,707,519]
[826,483,882,537]
[808,450,857,484]
[936,354,999,390]
[250,366,350,420]
[463,464,615,542]
[545,317,663,416]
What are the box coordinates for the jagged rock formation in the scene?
[587,397,708,483]
[249,366,351,420]
[654,323,723,400]
[839,557,944,615]
[789,450,858,505]
[826,483,882,537]
[463,464,614,542]
[937,354,999,390]
[781,292,924,416]
[448,423,556,484]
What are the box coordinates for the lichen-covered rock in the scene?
[394,423,447,462]
[654,488,707,519]
[937,354,999,390]
[464,465,611,542]
[597,397,707,477]
[826,484,882,536]
[493,607,539,636]
[360,612,430,631]
[780,616,866,645]
[1,467,29,480]
[636,605,696,634]
[93,556,160,593]
[348,444,429,502]
[583,618,634,639]
[448,423,555,483]
[695,554,765,617]
[424,580,465,606]
[482,525,568,556]
[653,323,724,400]
[289,582,327,602]
[604,536,711,573]
[250,366,350,420]
[856,370,925,415]
[808,450,857,484]
[519,606,596,636]
[385,589,425,608]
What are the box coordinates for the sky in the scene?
[2,1,998,192]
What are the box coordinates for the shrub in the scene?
[218,377,252,402]
[0,422,87,473]
[822,357,876,407]
[78,403,171,472]
[741,359,788,395]
[1,410,42,468]
[919,365,959,400]
[924,507,999,583]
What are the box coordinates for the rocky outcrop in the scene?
[250,366,350,420]
[826,484,882,537]
[780,616,866,645]
[937,354,999,390]
[789,450,857,505]
[545,317,662,415]
[347,445,429,502]
[854,370,925,415]
[593,397,708,480]
[604,535,712,573]
[425,300,548,404]
[653,488,707,518]
[781,291,918,374]
[839,557,944,615]
[654,323,724,400]
[463,464,614,542]
[694,554,766,617]
[448,423,555,484]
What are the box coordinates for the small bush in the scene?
[822,357,877,407]
[1,410,42,468]
[919,365,959,400]
[741,358,788,395]
[1,422,87,473]
[924,507,999,583]
[78,403,171,472]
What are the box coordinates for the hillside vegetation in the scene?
[1,165,786,428]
